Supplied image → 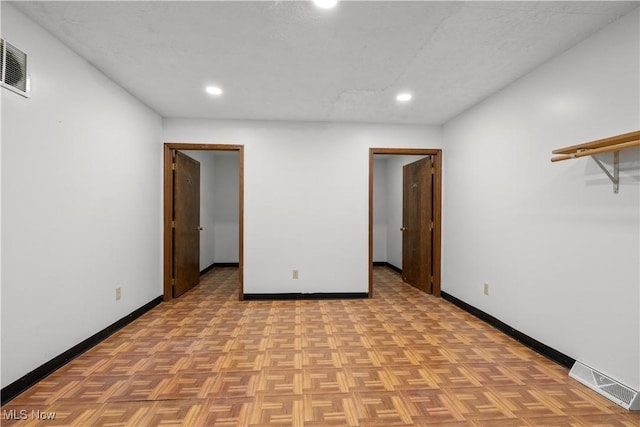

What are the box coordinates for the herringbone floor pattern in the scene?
[2,267,637,426]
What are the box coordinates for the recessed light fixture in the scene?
[313,0,338,9]
[205,86,223,96]
[396,92,412,102]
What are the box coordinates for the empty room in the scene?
[1,1,639,426]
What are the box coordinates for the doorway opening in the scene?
[368,148,442,297]
[163,143,244,301]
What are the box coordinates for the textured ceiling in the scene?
[11,1,639,125]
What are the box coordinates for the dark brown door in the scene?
[173,151,201,298]
[402,156,433,293]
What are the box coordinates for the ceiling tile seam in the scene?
[376,11,459,95]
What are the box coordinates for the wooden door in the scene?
[173,151,201,298]
[402,156,433,293]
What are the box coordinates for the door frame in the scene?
[163,142,244,301]
[368,148,442,297]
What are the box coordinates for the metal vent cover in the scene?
[1,39,30,97]
[569,361,639,410]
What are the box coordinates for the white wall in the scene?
[163,119,442,294]
[1,4,163,387]
[372,157,388,262]
[443,9,639,391]
[213,153,239,263]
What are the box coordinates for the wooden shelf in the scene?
[551,130,640,193]
[551,130,639,162]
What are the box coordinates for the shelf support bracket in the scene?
[590,151,619,194]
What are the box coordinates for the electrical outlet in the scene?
[292,270,299,279]
[116,287,122,300]
[483,283,489,296]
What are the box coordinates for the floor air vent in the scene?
[1,38,30,97]
[569,361,639,410]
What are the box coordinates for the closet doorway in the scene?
[369,148,442,297]
[163,143,244,301]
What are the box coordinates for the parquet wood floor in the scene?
[3,267,638,426]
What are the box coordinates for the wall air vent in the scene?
[1,38,30,97]
[569,361,639,410]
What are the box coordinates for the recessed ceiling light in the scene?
[206,86,223,96]
[396,92,412,102]
[313,0,338,9]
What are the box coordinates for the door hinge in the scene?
[431,166,435,174]
[171,278,176,285]
[172,163,176,170]
[430,276,434,284]
[429,220,434,231]
[171,221,176,228]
